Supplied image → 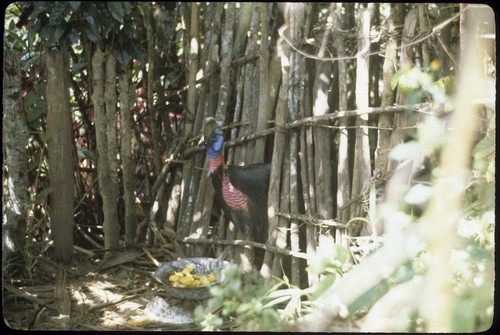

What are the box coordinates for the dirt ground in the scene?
[3,247,204,331]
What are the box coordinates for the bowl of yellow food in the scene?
[155,257,229,300]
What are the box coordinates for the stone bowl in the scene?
[155,257,229,300]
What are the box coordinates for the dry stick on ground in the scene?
[4,283,57,309]
[88,291,147,312]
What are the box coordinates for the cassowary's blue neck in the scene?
[206,133,225,176]
[205,132,248,210]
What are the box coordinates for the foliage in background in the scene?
[193,264,282,331]
[192,58,495,330]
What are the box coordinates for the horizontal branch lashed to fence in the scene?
[181,103,425,158]
[285,103,426,129]
[177,236,310,260]
[276,212,347,228]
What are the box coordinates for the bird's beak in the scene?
[198,135,206,148]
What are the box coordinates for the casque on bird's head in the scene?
[201,117,218,139]
[199,117,224,159]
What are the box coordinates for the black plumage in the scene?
[200,118,270,243]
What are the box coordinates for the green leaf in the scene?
[69,1,81,10]
[84,26,100,43]
[451,298,476,332]
[77,149,97,162]
[306,257,332,275]
[24,92,39,108]
[128,38,145,64]
[404,183,432,206]
[116,48,130,66]
[39,24,53,42]
[473,135,495,160]
[389,141,422,161]
[311,274,337,300]
[32,2,49,18]
[66,26,81,45]
[391,70,402,90]
[50,24,66,45]
[86,14,95,25]
[34,186,53,205]
[348,279,391,314]
[48,2,70,25]
[107,2,124,23]
[71,62,86,72]
[28,107,43,123]
[436,75,456,95]
[40,132,51,143]
[263,294,291,308]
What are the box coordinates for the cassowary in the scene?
[199,117,270,243]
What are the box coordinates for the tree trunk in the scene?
[46,48,74,264]
[313,4,335,263]
[418,4,430,70]
[333,3,351,248]
[234,4,262,271]
[190,3,221,256]
[272,148,290,278]
[254,3,271,164]
[299,3,318,287]
[287,3,303,286]
[350,5,373,235]
[177,3,199,250]
[216,2,236,126]
[2,49,29,271]
[261,52,288,280]
[145,3,162,175]
[92,48,119,251]
[388,8,418,172]
[375,4,400,178]
[215,3,241,262]
[119,67,136,245]
[235,3,259,165]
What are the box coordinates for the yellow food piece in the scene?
[168,264,218,288]
[199,275,210,286]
